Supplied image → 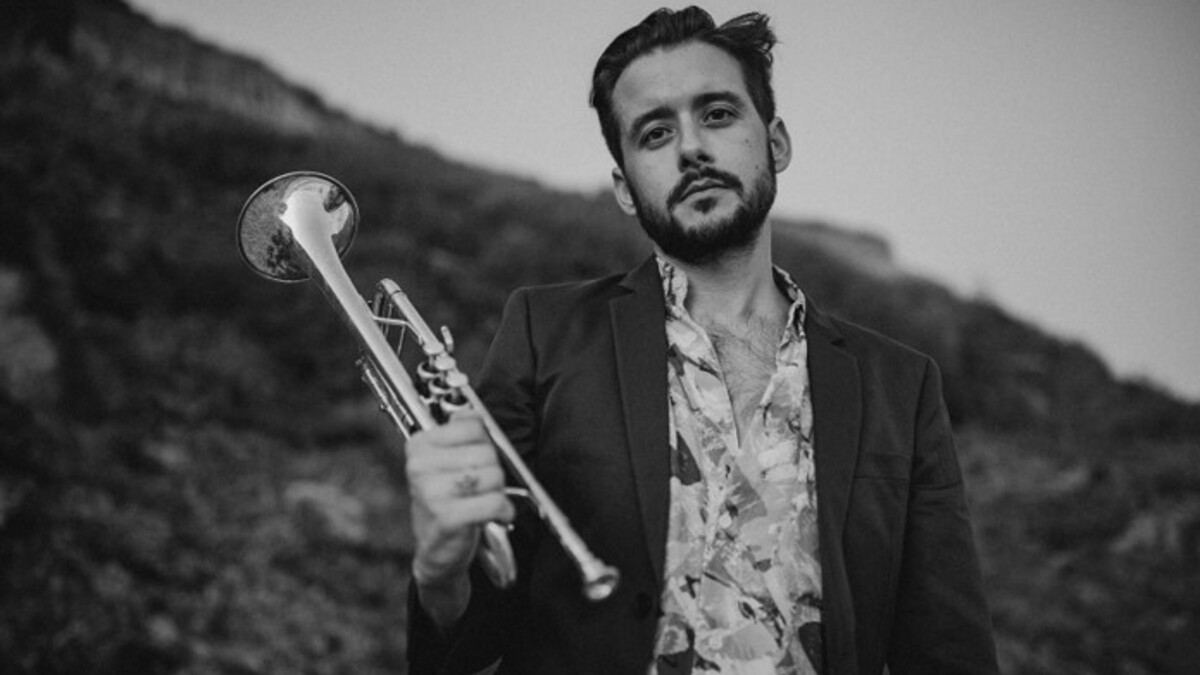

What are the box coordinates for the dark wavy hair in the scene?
[589,6,778,168]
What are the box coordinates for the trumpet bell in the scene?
[237,171,359,282]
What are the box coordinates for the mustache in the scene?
[667,168,744,209]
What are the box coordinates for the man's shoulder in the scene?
[514,271,630,305]
[487,269,651,363]
[809,303,936,374]
[494,271,633,336]
[827,312,924,356]
[807,308,948,413]
[507,259,656,314]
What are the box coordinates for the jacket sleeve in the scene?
[406,290,537,675]
[887,359,999,674]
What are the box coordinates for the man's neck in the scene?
[659,227,788,330]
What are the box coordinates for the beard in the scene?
[628,162,778,266]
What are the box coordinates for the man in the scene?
[406,7,998,674]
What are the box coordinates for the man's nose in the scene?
[677,122,712,169]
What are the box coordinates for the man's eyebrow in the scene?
[695,90,747,110]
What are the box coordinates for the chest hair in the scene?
[704,317,784,438]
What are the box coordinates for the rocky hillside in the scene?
[1,2,1197,674]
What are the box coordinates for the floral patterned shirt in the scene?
[652,258,823,674]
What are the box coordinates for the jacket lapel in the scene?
[610,257,671,584]
[806,300,862,668]
[807,301,861,541]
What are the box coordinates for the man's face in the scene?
[609,41,791,265]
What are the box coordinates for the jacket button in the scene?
[633,592,654,619]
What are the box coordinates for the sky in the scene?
[127,0,1200,401]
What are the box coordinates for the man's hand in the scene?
[406,411,515,628]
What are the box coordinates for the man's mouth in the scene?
[682,180,726,199]
[667,170,743,209]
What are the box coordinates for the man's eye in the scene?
[641,127,670,146]
[705,108,736,124]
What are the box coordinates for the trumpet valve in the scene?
[439,326,456,355]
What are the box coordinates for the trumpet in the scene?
[236,171,619,601]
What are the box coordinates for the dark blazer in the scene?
[408,257,998,675]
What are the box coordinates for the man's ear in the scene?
[611,167,637,215]
[768,117,793,174]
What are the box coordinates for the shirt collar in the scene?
[655,255,807,336]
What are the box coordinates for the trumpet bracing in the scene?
[236,172,619,601]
